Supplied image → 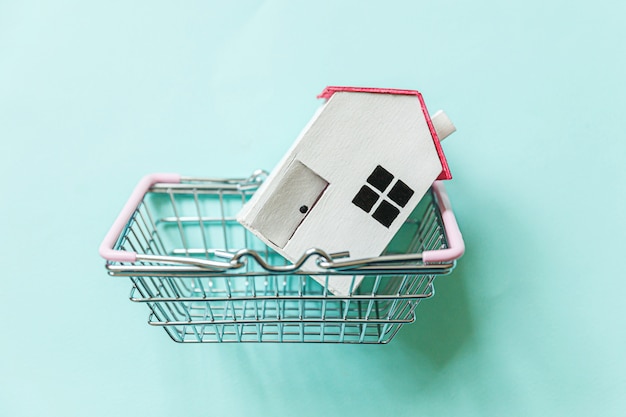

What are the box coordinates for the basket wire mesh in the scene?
[105,174,456,343]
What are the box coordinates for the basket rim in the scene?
[99,172,464,275]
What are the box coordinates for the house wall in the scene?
[238,92,443,294]
[283,92,442,260]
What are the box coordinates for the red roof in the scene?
[317,86,452,181]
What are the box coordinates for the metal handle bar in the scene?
[134,247,337,273]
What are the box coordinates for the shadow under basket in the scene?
[100,172,464,344]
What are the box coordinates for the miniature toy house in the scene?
[237,86,455,295]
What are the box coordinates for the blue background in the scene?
[1,1,625,416]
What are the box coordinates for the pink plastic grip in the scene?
[422,181,465,263]
[99,173,182,262]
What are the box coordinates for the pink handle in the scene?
[422,181,465,263]
[99,173,182,262]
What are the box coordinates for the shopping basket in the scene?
[99,171,464,344]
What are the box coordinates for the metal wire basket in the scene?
[99,171,464,344]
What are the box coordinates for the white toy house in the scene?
[237,86,455,295]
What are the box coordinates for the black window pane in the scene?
[372,200,400,228]
[388,180,414,208]
[352,185,379,213]
[366,165,394,192]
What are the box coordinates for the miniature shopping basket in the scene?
[99,171,464,344]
